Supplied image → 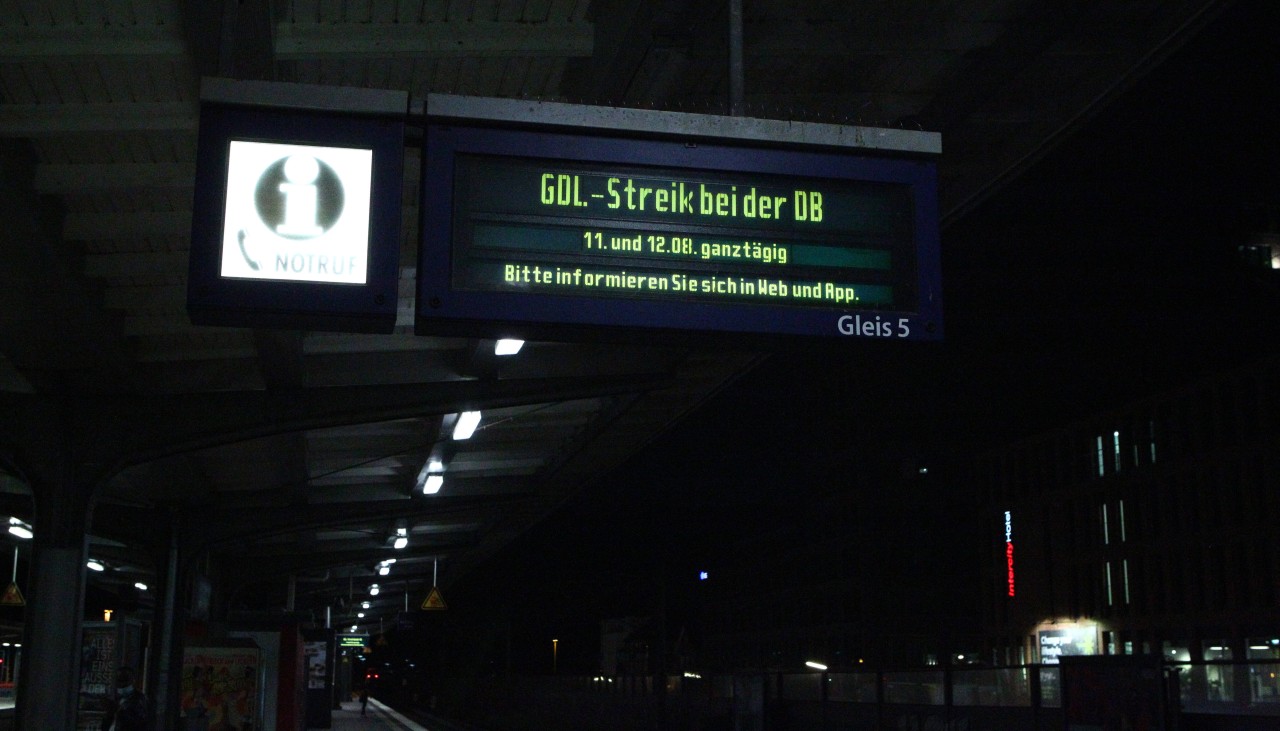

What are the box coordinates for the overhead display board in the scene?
[417,121,941,341]
[337,633,368,649]
[188,79,406,333]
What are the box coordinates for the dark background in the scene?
[439,0,1280,675]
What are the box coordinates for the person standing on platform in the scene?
[360,685,369,716]
[101,666,148,731]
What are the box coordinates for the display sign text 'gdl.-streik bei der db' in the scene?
[417,125,941,342]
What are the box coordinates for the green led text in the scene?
[540,173,824,223]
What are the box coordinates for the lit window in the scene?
[1101,504,1110,545]
[1122,559,1131,605]
[1104,562,1114,606]
[1118,500,1127,542]
[1095,436,1105,477]
[1113,431,1121,472]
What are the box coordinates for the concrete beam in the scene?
[273,19,594,59]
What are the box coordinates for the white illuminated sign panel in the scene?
[220,140,373,284]
[1038,624,1099,664]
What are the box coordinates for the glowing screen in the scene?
[220,140,373,284]
[418,125,942,341]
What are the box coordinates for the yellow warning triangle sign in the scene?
[0,583,25,607]
[421,586,447,610]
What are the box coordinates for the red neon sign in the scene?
[1004,511,1015,597]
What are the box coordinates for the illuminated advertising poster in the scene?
[76,624,118,731]
[220,141,373,284]
[1039,625,1099,665]
[305,640,328,689]
[180,647,260,731]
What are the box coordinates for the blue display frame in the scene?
[188,102,405,333]
[417,124,942,343]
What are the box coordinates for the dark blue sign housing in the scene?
[417,123,941,343]
[188,80,406,333]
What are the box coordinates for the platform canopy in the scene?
[0,0,1230,634]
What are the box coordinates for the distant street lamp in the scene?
[552,638,558,674]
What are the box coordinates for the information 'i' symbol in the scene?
[277,155,323,237]
[254,152,345,239]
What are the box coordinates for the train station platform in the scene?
[333,697,431,731]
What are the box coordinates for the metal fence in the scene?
[445,662,1280,731]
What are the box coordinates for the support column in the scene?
[150,512,186,731]
[18,466,94,731]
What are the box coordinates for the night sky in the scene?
[440,1,1280,675]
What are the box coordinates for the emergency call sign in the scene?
[220,141,373,284]
[186,80,405,333]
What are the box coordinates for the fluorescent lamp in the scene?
[422,474,444,495]
[453,411,481,440]
[805,661,827,671]
[378,565,390,576]
[358,612,365,618]
[393,536,408,549]
[86,560,105,572]
[362,601,370,609]
[7,518,32,540]
[369,584,380,596]
[134,582,148,592]
[414,458,446,493]
[495,339,524,356]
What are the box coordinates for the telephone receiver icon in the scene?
[237,229,260,271]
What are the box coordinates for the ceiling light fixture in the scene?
[369,584,380,596]
[453,411,482,440]
[495,339,524,356]
[86,560,105,572]
[415,455,446,494]
[393,527,408,549]
[134,582,148,592]
[422,474,444,495]
[7,518,32,540]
